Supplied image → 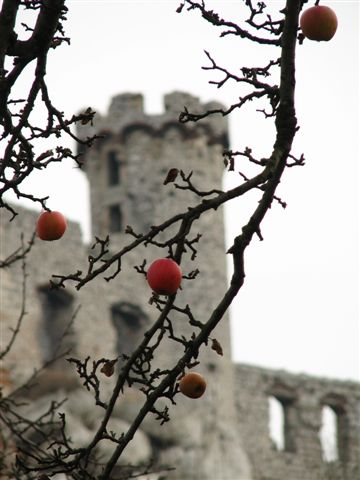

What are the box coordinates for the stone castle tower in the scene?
[75,91,252,479]
[1,92,359,480]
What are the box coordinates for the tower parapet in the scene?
[108,92,144,118]
[77,91,228,155]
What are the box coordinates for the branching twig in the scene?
[0,243,28,360]
[0,0,98,213]
[0,231,36,269]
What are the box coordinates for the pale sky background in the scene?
[6,1,359,381]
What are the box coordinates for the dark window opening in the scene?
[268,395,296,453]
[109,205,122,232]
[107,150,121,186]
[38,286,75,366]
[111,302,148,358]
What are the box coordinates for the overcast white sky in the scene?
[7,1,359,381]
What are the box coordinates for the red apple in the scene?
[146,258,182,296]
[179,372,207,399]
[36,211,67,241]
[300,5,338,42]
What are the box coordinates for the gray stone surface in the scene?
[96,417,152,466]
[235,364,360,480]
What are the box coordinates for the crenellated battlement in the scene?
[76,91,229,150]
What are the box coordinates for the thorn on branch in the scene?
[175,170,222,197]
[298,32,305,45]
[50,270,83,290]
[287,152,305,167]
[104,257,122,282]
[255,227,264,241]
[183,268,200,280]
[134,259,147,277]
[273,195,287,209]
[224,148,268,172]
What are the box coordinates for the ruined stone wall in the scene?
[235,363,360,480]
[0,206,118,386]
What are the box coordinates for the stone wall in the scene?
[235,363,360,480]
[0,206,118,386]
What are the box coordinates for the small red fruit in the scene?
[36,211,67,241]
[179,372,207,399]
[146,258,182,296]
[300,5,338,42]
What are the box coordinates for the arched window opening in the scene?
[269,396,285,451]
[107,150,121,186]
[38,286,75,366]
[320,406,339,462]
[109,204,122,232]
[111,302,148,359]
[268,395,296,452]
